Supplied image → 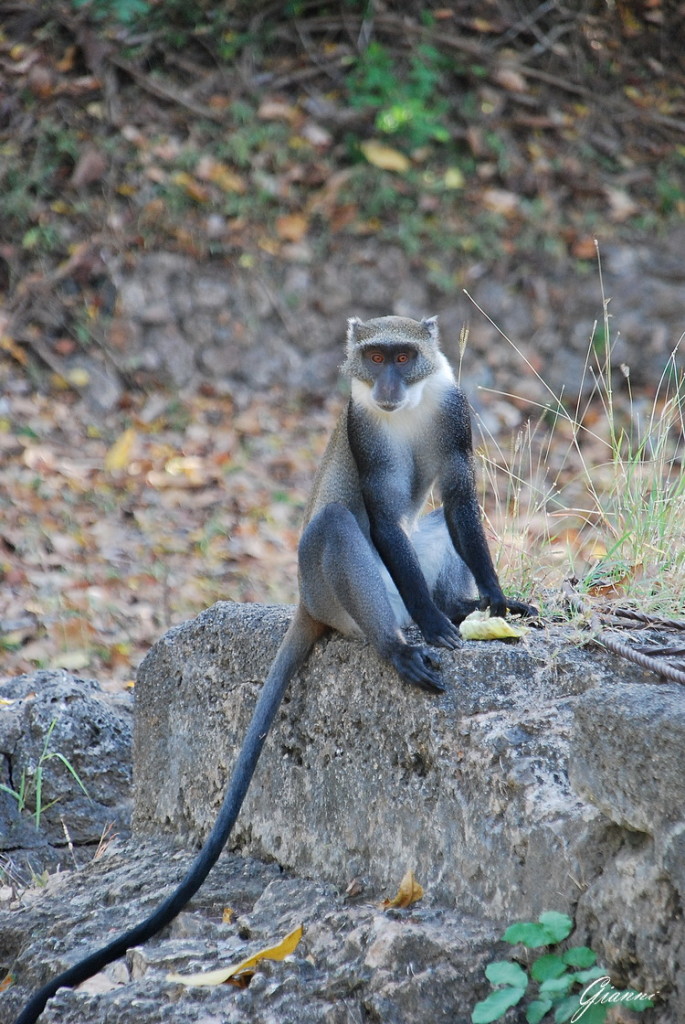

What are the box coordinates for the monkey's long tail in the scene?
[14,608,324,1024]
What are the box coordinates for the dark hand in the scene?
[478,588,507,618]
[418,608,462,649]
[506,598,538,618]
[479,591,537,619]
[391,645,445,693]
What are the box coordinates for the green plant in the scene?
[71,0,153,25]
[472,911,654,1023]
[347,41,452,151]
[0,719,90,829]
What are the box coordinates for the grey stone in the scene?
[1,839,496,1024]
[0,670,133,869]
[4,607,684,1022]
[570,683,685,1019]
[133,604,647,917]
[129,601,683,1022]
[108,226,685,399]
[569,684,685,839]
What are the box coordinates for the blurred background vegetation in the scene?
[1,0,684,685]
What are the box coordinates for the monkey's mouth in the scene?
[375,401,404,412]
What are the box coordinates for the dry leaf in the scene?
[50,650,91,671]
[171,171,210,203]
[167,924,304,987]
[492,65,527,94]
[359,140,411,173]
[443,167,465,190]
[481,188,520,216]
[459,611,528,641]
[275,213,309,242]
[382,869,424,910]
[195,156,246,194]
[258,99,299,123]
[104,428,137,474]
[70,146,107,189]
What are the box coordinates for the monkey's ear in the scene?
[347,316,368,349]
[421,315,440,346]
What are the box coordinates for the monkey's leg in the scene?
[412,508,480,622]
[413,509,537,620]
[299,503,444,693]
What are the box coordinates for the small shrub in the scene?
[472,911,654,1024]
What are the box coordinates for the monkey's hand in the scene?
[506,598,538,618]
[417,608,462,650]
[478,588,507,618]
[391,645,445,693]
[479,592,538,619]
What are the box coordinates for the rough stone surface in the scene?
[133,604,623,910]
[131,601,684,1020]
[0,839,497,1024]
[3,609,684,1023]
[107,233,685,402]
[0,670,133,875]
[570,685,685,1019]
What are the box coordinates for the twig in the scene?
[610,608,685,631]
[562,583,685,685]
[589,614,685,686]
[107,54,226,123]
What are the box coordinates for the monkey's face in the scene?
[358,345,425,412]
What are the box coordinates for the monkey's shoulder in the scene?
[303,409,364,523]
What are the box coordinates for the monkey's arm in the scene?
[440,449,535,619]
[360,479,462,648]
[438,433,511,617]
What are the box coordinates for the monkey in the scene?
[14,315,534,1024]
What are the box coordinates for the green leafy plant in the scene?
[0,719,90,829]
[472,911,654,1023]
[347,41,452,151]
[71,0,152,25]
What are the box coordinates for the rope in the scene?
[561,584,685,686]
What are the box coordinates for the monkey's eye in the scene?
[396,352,411,363]
[369,352,385,364]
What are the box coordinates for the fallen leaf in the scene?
[481,188,520,216]
[258,99,299,123]
[492,65,527,93]
[275,213,309,242]
[171,171,210,203]
[443,167,465,189]
[50,650,91,671]
[70,146,108,189]
[195,156,246,194]
[167,924,304,987]
[104,428,137,474]
[67,367,91,388]
[360,140,411,172]
[382,869,424,910]
[459,611,528,641]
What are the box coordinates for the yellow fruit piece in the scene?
[459,611,528,641]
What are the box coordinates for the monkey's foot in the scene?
[391,645,445,693]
